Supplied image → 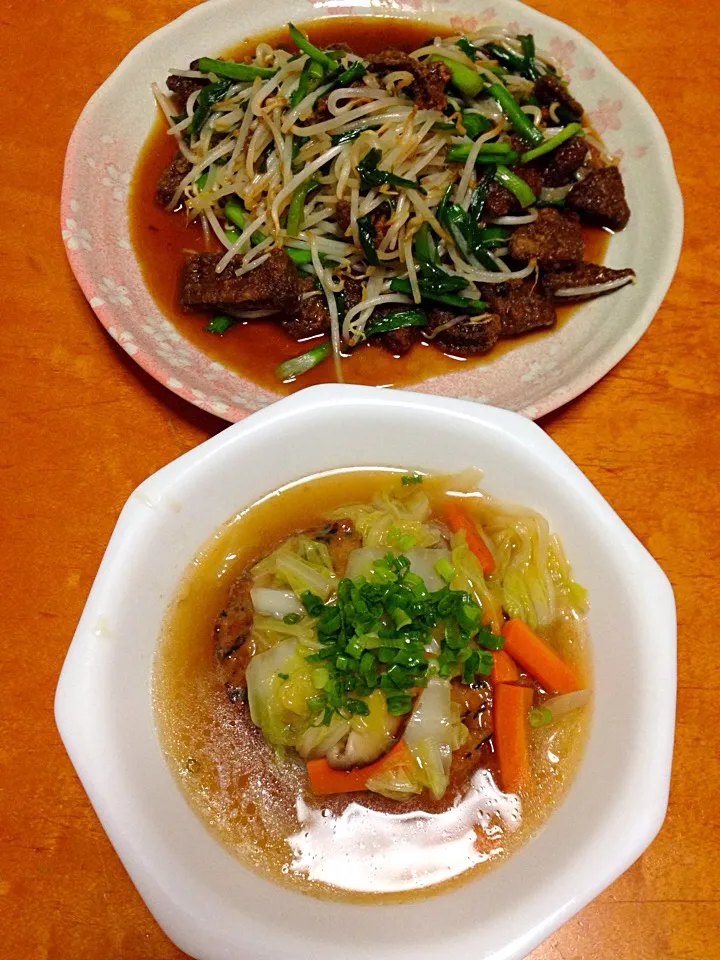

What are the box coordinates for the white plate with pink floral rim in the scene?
[61,0,682,422]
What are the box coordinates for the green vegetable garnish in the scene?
[487,83,544,145]
[196,57,278,82]
[446,142,518,164]
[191,79,232,134]
[283,613,301,624]
[286,177,318,236]
[401,473,423,485]
[298,553,501,722]
[288,22,338,71]
[434,557,456,584]
[529,706,553,728]
[224,198,265,245]
[357,147,425,193]
[365,309,426,337]
[518,35,541,80]
[494,164,537,208]
[289,56,325,108]
[204,315,236,335]
[455,37,478,61]
[460,112,494,139]
[275,342,331,381]
[357,213,379,266]
[520,122,584,164]
[428,54,483,98]
[389,277,486,312]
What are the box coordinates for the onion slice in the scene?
[543,688,591,719]
[250,587,304,619]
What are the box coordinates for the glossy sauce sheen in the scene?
[130,18,609,394]
[153,470,590,901]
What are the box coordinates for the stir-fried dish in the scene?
[154,469,591,898]
[152,21,633,383]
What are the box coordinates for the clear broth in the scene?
[153,469,590,902]
[130,18,609,395]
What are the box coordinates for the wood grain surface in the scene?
[1,1,717,957]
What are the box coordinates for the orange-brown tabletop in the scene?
[1,1,718,957]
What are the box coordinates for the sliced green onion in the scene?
[413,222,440,267]
[286,177,318,237]
[440,202,472,258]
[401,472,423,485]
[434,558,456,584]
[357,213,379,266]
[196,57,277,81]
[455,37,477,61]
[484,42,526,74]
[494,165,537,208]
[204,315,236,334]
[446,142,517,163]
[473,225,511,247]
[389,277,486,312]
[487,82,544,146]
[386,693,413,716]
[224,198,265,244]
[435,182,453,226]
[312,667,330,689]
[191,79,232,134]
[461,112,494,139]
[283,613,301,624]
[520,122,584,163]
[289,57,325,108]
[336,60,366,86]
[365,309,426,337]
[428,54,483,98]
[275,342,331,381]
[195,170,209,190]
[518,34,541,81]
[331,124,381,145]
[357,147,425,193]
[288,22,337,70]
[529,706,553,728]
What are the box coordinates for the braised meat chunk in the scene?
[180,248,299,317]
[539,136,589,187]
[533,74,584,121]
[166,60,208,105]
[372,325,420,356]
[314,519,363,576]
[335,199,352,237]
[282,276,330,340]
[509,208,584,266]
[567,167,630,231]
[542,262,635,301]
[214,576,254,660]
[367,50,450,110]
[156,152,192,207]
[481,279,557,337]
[426,310,501,355]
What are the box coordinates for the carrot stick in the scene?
[493,682,533,793]
[490,649,520,685]
[446,501,496,575]
[307,740,411,795]
[501,618,579,694]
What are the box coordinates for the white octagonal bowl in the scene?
[55,385,676,960]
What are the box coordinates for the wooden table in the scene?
[1,0,717,956]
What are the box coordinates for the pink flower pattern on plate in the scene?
[549,36,575,73]
[589,97,623,135]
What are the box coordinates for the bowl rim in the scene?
[55,384,677,960]
[60,0,683,423]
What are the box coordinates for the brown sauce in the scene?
[130,18,609,395]
[153,469,591,902]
